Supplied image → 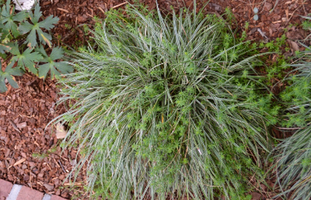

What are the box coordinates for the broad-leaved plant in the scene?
[0,0,73,92]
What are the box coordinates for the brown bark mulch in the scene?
[40,0,311,48]
[0,73,88,199]
[1,0,311,199]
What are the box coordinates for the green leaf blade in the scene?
[25,29,38,48]
[49,47,64,60]
[12,10,28,22]
[38,63,51,79]
[6,75,18,88]
[38,15,59,30]
[19,21,33,34]
[32,3,42,23]
[0,79,7,93]
[55,62,73,74]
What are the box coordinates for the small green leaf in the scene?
[19,21,33,34]
[37,29,52,47]
[38,15,59,30]
[6,75,18,88]
[0,61,24,92]
[0,43,11,54]
[10,42,42,73]
[16,48,42,73]
[1,0,27,37]
[36,46,73,79]
[32,3,41,23]
[35,45,48,57]
[5,61,24,76]
[13,10,28,22]
[18,4,58,48]
[0,79,6,93]
[9,42,20,55]
[55,61,73,74]
[38,63,50,78]
[50,66,61,78]
[24,28,38,47]
[49,47,64,60]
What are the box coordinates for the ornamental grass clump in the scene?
[273,45,311,200]
[54,3,272,199]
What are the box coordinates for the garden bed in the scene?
[1,0,311,199]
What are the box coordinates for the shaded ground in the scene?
[0,0,311,199]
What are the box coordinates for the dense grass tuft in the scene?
[273,45,311,200]
[53,3,272,199]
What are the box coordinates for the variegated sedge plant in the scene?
[273,43,311,200]
[52,2,274,200]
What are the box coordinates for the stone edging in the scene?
[0,179,67,200]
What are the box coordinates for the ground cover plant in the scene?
[0,0,73,92]
[272,28,311,199]
[51,2,277,199]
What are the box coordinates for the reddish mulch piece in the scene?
[1,0,311,200]
[0,73,87,199]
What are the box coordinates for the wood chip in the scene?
[17,122,27,129]
[98,7,105,15]
[43,183,54,191]
[13,158,26,166]
[57,8,69,13]
[21,152,27,158]
[273,20,282,24]
[9,120,21,133]
[111,2,128,9]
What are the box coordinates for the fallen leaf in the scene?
[28,162,36,168]
[21,152,27,158]
[287,40,299,52]
[77,15,87,23]
[13,158,26,166]
[251,192,262,200]
[56,123,67,139]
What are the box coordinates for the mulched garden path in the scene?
[1,0,311,199]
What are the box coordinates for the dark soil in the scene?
[1,0,311,199]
